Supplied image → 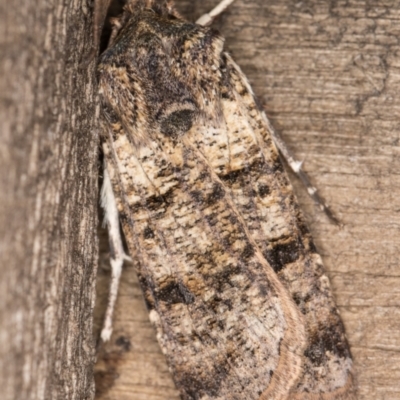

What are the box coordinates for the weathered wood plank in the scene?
[94,1,400,399]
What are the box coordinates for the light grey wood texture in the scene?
[94,1,400,399]
[0,0,99,398]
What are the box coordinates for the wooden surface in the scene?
[94,1,400,399]
[0,0,99,399]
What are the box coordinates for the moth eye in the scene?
[160,109,195,137]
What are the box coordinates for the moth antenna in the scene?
[196,0,237,26]
[262,111,341,226]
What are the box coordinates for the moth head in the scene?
[98,1,224,148]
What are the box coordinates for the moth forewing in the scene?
[191,52,357,397]
[103,122,307,398]
[98,1,356,399]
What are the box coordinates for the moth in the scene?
[97,0,357,398]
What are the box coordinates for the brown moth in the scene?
[97,0,357,398]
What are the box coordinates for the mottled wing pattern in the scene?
[102,128,306,399]
[98,1,356,399]
[188,53,357,399]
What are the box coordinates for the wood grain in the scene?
[94,1,400,399]
[0,0,99,398]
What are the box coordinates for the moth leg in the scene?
[262,111,341,225]
[196,0,236,26]
[100,164,132,342]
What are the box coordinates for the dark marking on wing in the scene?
[143,225,155,239]
[305,320,351,364]
[264,239,301,273]
[241,243,255,260]
[157,281,195,305]
[206,183,226,206]
[143,188,175,214]
[257,183,270,197]
[161,109,195,137]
